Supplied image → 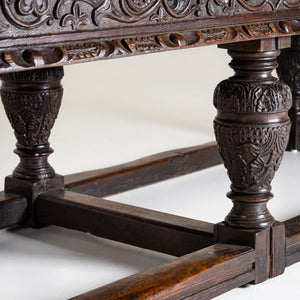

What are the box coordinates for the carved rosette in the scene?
[214,48,292,229]
[0,67,64,180]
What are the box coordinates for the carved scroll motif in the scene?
[1,0,299,30]
[1,0,52,28]
[54,0,300,26]
[55,0,199,25]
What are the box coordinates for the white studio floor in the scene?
[0,46,299,299]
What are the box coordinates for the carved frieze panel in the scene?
[0,0,299,40]
[0,19,298,74]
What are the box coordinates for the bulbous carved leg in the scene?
[0,67,64,226]
[214,41,292,229]
[277,36,300,151]
[1,67,63,180]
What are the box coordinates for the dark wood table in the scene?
[0,1,300,299]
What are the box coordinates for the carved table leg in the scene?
[0,67,64,226]
[214,40,292,229]
[277,35,300,151]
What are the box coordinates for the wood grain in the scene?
[69,243,255,300]
[36,190,214,256]
[0,192,27,229]
[65,142,222,198]
[284,215,300,266]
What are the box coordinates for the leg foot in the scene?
[225,192,274,229]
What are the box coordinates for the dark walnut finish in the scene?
[65,142,222,197]
[277,35,300,150]
[1,67,63,181]
[0,1,299,299]
[0,1,299,73]
[70,243,255,300]
[214,39,292,229]
[1,67,64,226]
[37,190,215,257]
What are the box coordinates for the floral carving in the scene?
[214,81,292,113]
[61,2,89,29]
[214,76,292,194]
[214,121,291,193]
[213,47,292,228]
[0,67,64,180]
[1,67,63,146]
[1,89,63,146]
[1,0,299,30]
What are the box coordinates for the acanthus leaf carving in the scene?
[214,81,293,113]
[0,67,64,147]
[1,89,63,146]
[214,121,291,193]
